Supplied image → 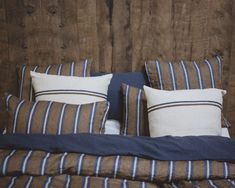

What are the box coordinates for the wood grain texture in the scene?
[226,0,235,138]
[1,0,235,137]
[0,0,9,131]
[112,0,132,72]
[60,0,112,72]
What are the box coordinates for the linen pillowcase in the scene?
[122,84,149,136]
[144,56,230,128]
[17,59,91,101]
[144,86,225,137]
[5,95,109,134]
[145,56,222,90]
[31,71,113,105]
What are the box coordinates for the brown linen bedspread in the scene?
[0,150,235,187]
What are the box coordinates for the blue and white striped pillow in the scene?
[122,84,149,136]
[144,56,230,128]
[5,94,110,135]
[145,56,222,90]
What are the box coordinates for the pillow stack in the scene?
[3,55,230,138]
[18,60,91,101]
[143,56,228,137]
[120,56,229,137]
[5,60,113,135]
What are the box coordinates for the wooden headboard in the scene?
[0,0,235,137]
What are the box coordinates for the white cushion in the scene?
[143,86,226,137]
[221,128,230,138]
[31,71,112,104]
[104,120,120,135]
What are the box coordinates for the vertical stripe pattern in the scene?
[12,100,25,133]
[0,151,235,185]
[123,85,130,135]
[6,95,109,134]
[180,60,190,89]
[145,56,222,90]
[26,102,39,134]
[205,60,215,88]
[168,62,177,90]
[122,84,149,136]
[155,61,164,90]
[40,153,50,175]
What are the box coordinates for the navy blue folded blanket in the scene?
[0,134,235,161]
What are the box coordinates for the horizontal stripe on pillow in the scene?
[31,72,112,105]
[145,56,222,90]
[144,56,231,128]
[34,89,107,100]
[144,86,224,137]
[148,100,223,113]
[17,59,91,101]
[5,95,109,135]
[122,84,149,136]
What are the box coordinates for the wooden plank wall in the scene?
[0,0,9,130]
[227,0,235,137]
[0,0,235,137]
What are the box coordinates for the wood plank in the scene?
[112,0,132,72]
[23,0,63,65]
[131,0,173,71]
[1,0,235,137]
[226,0,235,138]
[61,0,111,72]
[0,0,9,131]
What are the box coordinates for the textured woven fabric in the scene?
[144,56,231,128]
[0,150,235,184]
[122,84,149,136]
[1,175,235,188]
[144,86,224,137]
[5,95,109,134]
[17,60,91,101]
[145,56,222,90]
[31,72,112,105]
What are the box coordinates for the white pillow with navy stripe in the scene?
[31,71,113,104]
[144,86,226,137]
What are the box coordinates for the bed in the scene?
[0,134,235,187]
[0,57,234,188]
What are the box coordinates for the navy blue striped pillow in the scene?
[144,56,231,128]
[122,84,149,136]
[5,94,109,135]
[145,56,222,90]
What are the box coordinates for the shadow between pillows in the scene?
[91,72,149,122]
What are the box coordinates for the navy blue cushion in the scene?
[92,72,149,121]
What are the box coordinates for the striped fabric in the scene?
[148,100,223,113]
[1,175,235,188]
[122,84,149,136]
[144,87,223,137]
[35,89,107,100]
[5,95,109,134]
[17,59,91,101]
[31,72,112,105]
[145,56,230,128]
[0,150,235,185]
[145,56,222,90]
